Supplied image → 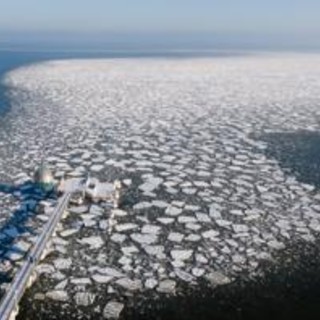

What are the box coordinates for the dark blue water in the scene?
[0,50,85,115]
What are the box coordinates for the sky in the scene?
[0,0,319,49]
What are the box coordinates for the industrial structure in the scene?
[0,165,122,320]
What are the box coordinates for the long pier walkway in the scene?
[0,180,80,320]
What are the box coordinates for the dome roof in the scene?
[34,162,54,185]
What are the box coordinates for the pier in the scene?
[0,178,84,320]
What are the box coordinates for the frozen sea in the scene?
[0,48,240,115]
[1,50,320,319]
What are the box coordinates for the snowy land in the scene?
[1,54,320,318]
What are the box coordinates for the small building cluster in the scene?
[33,161,123,208]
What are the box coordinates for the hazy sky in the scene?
[0,0,319,49]
[0,0,319,34]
